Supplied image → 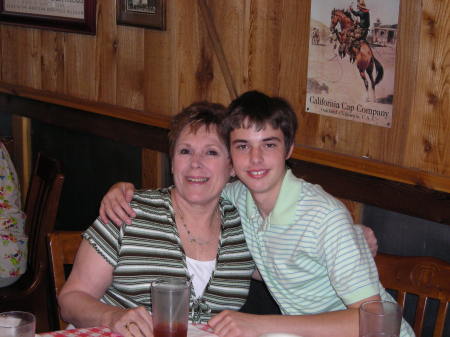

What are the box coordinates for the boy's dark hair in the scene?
[222,90,298,154]
[168,101,227,158]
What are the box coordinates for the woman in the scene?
[58,102,255,337]
[0,140,27,288]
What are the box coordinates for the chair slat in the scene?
[413,296,428,337]
[48,231,83,330]
[433,302,448,337]
[398,291,407,308]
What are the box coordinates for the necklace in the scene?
[172,193,220,246]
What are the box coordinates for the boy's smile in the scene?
[229,124,293,216]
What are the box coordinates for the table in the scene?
[37,323,217,337]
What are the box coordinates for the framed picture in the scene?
[0,0,96,35]
[117,0,165,30]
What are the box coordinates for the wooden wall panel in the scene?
[116,26,145,110]
[18,29,41,89]
[144,28,172,113]
[1,26,21,84]
[63,34,97,100]
[0,0,448,193]
[41,32,66,93]
[96,0,118,104]
[405,0,450,176]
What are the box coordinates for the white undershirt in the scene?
[186,256,216,298]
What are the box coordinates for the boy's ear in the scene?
[286,144,294,159]
[230,166,236,178]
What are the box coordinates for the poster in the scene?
[306,0,400,127]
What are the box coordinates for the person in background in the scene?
[58,102,255,337]
[99,91,408,337]
[0,140,27,288]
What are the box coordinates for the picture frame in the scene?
[0,0,97,35]
[117,0,165,30]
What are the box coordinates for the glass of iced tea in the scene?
[360,300,402,337]
[151,277,191,337]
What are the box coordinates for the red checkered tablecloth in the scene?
[37,326,121,337]
[37,323,216,337]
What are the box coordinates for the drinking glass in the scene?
[360,300,402,337]
[151,277,191,337]
[0,311,36,337]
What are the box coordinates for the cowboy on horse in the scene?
[340,0,371,63]
[349,0,370,41]
[329,2,383,102]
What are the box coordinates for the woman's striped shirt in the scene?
[83,187,255,323]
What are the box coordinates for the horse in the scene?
[329,9,384,102]
[311,28,320,45]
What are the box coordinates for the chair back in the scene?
[24,152,65,279]
[47,231,83,330]
[375,253,450,337]
[0,152,64,332]
[0,152,64,299]
[0,136,14,159]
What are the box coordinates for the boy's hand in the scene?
[357,224,378,257]
[209,311,264,337]
[100,182,136,226]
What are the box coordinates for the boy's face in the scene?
[229,123,293,204]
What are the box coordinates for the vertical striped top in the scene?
[83,187,255,323]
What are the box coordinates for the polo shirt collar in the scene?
[245,168,301,226]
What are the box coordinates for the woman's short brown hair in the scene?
[168,101,228,158]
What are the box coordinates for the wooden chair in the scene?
[0,152,65,332]
[47,230,83,330]
[0,136,14,160]
[375,253,450,337]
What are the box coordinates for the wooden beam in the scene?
[0,93,169,154]
[198,0,238,100]
[288,159,450,225]
[0,82,171,130]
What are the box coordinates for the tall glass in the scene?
[360,300,402,337]
[0,311,36,337]
[151,277,191,337]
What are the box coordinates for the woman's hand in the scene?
[99,182,136,225]
[107,306,153,337]
[357,224,378,257]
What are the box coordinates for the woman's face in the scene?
[172,124,234,207]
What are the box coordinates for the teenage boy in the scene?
[99,91,414,337]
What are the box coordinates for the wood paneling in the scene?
[0,0,448,193]
[405,0,450,176]
[96,0,118,104]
